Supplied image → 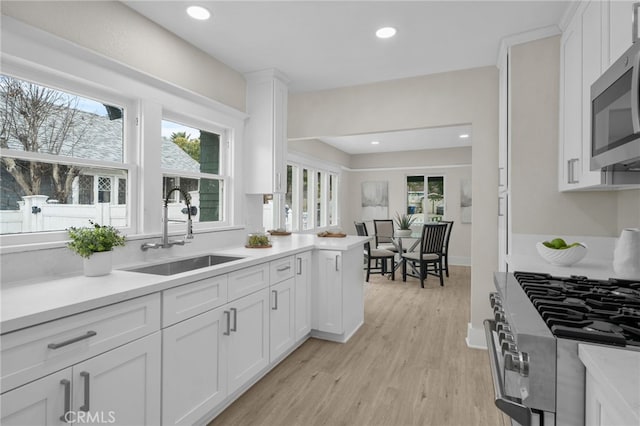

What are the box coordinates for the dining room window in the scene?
[406,175,445,223]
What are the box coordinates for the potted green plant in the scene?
[68,221,126,276]
[394,212,416,237]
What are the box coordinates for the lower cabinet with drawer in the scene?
[0,294,162,426]
[162,270,270,425]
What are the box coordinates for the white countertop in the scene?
[507,254,616,280]
[1,234,369,334]
[578,344,640,422]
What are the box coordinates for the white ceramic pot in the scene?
[83,250,113,277]
[613,228,640,280]
[396,229,412,237]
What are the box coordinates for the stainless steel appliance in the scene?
[484,271,640,426]
[590,4,640,174]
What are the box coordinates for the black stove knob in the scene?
[496,322,511,334]
[505,351,530,377]
[501,341,517,356]
[498,331,515,345]
[489,292,502,308]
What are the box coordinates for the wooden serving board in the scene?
[317,232,347,238]
[268,230,291,236]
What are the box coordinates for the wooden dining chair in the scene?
[355,221,395,282]
[401,223,447,288]
[373,219,397,252]
[439,220,454,277]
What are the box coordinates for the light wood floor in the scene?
[209,266,506,426]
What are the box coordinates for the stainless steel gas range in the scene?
[484,271,640,426]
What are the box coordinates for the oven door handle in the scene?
[484,319,532,426]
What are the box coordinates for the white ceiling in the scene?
[314,124,472,155]
[124,0,570,154]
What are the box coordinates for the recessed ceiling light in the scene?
[376,27,397,39]
[459,134,470,139]
[371,141,380,145]
[187,5,210,20]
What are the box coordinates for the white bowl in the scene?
[536,242,587,266]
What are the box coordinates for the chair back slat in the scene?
[420,223,447,255]
[440,220,454,254]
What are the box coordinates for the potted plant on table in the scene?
[394,212,416,237]
[68,221,126,277]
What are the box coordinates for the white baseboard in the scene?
[465,322,487,350]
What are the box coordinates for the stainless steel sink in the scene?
[125,254,244,276]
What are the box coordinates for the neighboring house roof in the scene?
[4,109,200,173]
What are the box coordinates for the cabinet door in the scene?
[273,78,288,194]
[0,369,71,425]
[314,250,343,334]
[580,0,606,187]
[162,306,227,426]
[227,288,270,395]
[270,278,296,361]
[72,332,161,425]
[560,18,583,190]
[609,1,635,66]
[294,251,312,340]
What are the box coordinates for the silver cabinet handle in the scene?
[297,257,302,275]
[498,196,505,217]
[223,310,231,336]
[277,265,291,272]
[59,379,71,422]
[48,331,96,349]
[335,255,340,271]
[79,371,90,412]
[498,166,505,188]
[567,158,579,184]
[272,290,278,310]
[230,307,237,332]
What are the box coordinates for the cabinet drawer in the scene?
[228,263,269,302]
[270,256,295,284]
[1,293,160,394]
[162,275,228,327]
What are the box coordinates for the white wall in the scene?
[288,67,499,334]
[1,1,246,111]
[510,36,640,237]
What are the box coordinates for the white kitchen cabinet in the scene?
[162,306,228,426]
[608,1,636,66]
[559,0,638,190]
[245,69,289,194]
[314,250,343,334]
[497,46,511,272]
[1,332,161,426]
[226,288,270,395]
[269,277,295,361]
[580,344,640,426]
[294,251,312,340]
[313,247,364,342]
[71,332,161,425]
[0,369,71,425]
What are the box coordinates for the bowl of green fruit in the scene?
[536,238,587,266]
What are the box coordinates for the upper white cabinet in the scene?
[559,0,636,190]
[245,69,289,194]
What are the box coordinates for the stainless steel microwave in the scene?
[591,41,640,172]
